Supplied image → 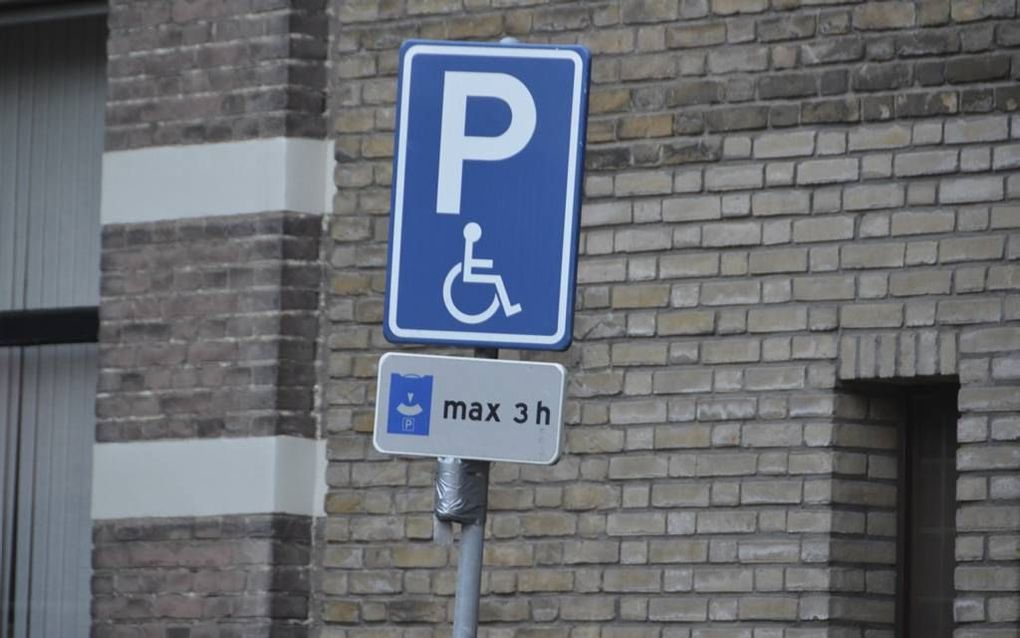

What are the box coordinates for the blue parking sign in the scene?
[384,40,590,351]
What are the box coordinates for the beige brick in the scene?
[844,184,905,211]
[590,88,632,114]
[603,568,662,592]
[658,310,715,336]
[662,195,722,222]
[694,567,753,592]
[560,595,617,621]
[698,396,756,421]
[651,482,711,507]
[707,45,769,74]
[705,165,764,191]
[519,512,576,537]
[611,400,668,424]
[612,342,669,365]
[958,328,1020,353]
[580,29,636,55]
[945,115,1010,144]
[666,22,726,48]
[660,253,719,278]
[582,201,632,227]
[889,271,952,296]
[564,540,619,564]
[745,365,805,390]
[853,1,915,28]
[847,123,912,151]
[797,158,859,185]
[518,569,574,592]
[894,149,958,176]
[937,299,1002,324]
[654,424,713,451]
[615,171,673,196]
[748,248,808,274]
[753,131,815,158]
[619,113,674,139]
[890,210,956,236]
[701,280,760,305]
[742,480,802,504]
[607,512,667,536]
[565,428,624,455]
[622,0,677,22]
[793,275,855,300]
[940,236,1005,263]
[391,545,447,568]
[712,0,768,14]
[609,454,669,479]
[697,510,757,533]
[648,539,709,563]
[613,284,671,308]
[841,243,905,268]
[615,227,673,252]
[793,216,855,242]
[747,307,808,332]
[648,597,708,621]
[703,338,761,363]
[739,596,799,620]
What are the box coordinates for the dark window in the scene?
[898,386,958,638]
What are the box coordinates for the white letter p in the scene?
[436,71,537,215]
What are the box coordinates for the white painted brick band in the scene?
[101,138,335,224]
[91,436,327,519]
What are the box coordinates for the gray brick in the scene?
[797,158,859,185]
[847,124,912,151]
[945,116,1010,144]
[707,46,769,74]
[753,131,815,158]
[894,150,959,176]
[702,222,762,247]
[940,176,1004,203]
[705,165,764,191]
[841,303,904,328]
[752,190,811,216]
[844,184,905,211]
[663,196,722,222]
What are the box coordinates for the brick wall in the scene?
[324,0,1019,635]
[92,514,313,637]
[94,211,324,635]
[98,212,322,441]
[106,0,328,150]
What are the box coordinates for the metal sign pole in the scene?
[434,347,496,638]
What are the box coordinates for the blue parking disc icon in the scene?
[384,40,591,351]
[387,373,433,436]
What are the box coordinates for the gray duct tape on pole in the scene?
[435,457,490,522]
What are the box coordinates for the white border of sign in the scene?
[386,43,585,348]
[372,352,566,465]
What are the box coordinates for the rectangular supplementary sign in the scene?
[373,352,565,465]
[384,40,591,351]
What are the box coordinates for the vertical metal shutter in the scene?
[0,13,105,638]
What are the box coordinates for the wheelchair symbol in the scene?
[443,222,522,325]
